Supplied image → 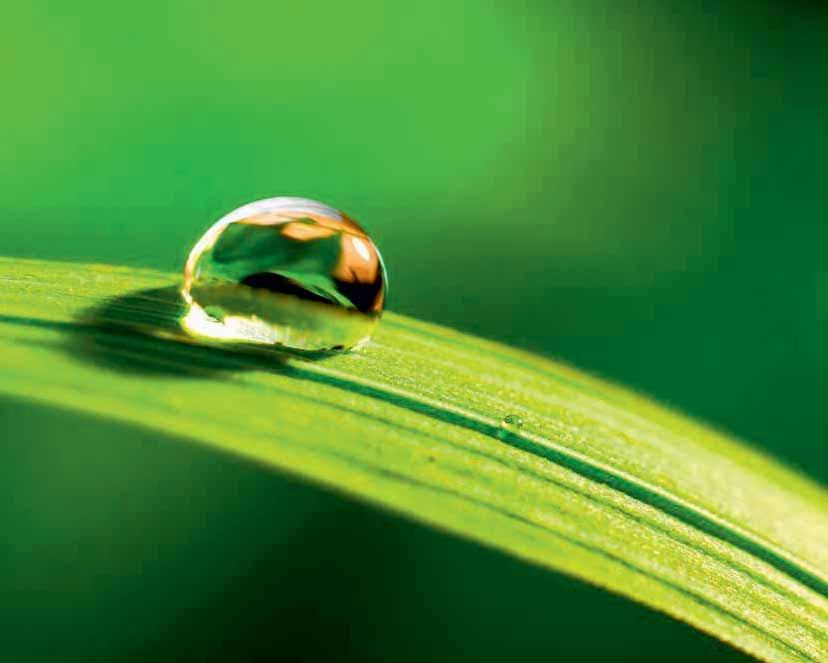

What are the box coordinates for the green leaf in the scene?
[1,257,826,661]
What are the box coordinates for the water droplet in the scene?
[501,414,524,433]
[181,197,386,351]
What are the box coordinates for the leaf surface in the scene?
[0,257,826,661]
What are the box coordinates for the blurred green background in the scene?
[1,0,825,660]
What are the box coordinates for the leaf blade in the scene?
[0,257,826,661]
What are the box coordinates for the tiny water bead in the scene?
[500,414,524,433]
[181,197,386,351]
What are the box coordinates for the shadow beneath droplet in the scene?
[64,286,335,378]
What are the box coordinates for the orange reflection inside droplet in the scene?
[239,211,365,236]
[280,221,337,241]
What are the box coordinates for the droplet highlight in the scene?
[181,197,386,351]
[501,414,524,433]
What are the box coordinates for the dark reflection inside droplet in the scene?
[240,272,335,306]
[333,276,385,313]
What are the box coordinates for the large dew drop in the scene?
[181,197,386,351]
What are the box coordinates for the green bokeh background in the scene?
[1,1,825,660]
